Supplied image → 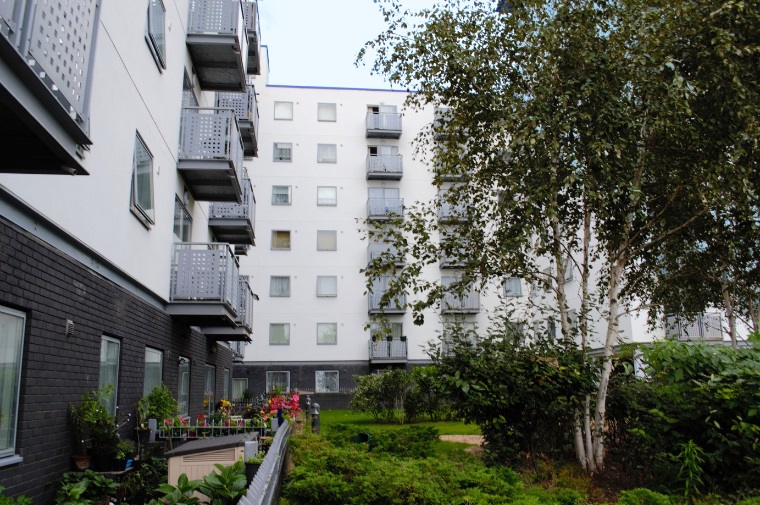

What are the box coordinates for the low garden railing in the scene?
[155,418,267,441]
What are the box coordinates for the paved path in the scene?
[439,434,483,445]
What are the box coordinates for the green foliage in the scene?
[120,454,168,504]
[350,369,417,423]
[433,331,597,465]
[326,424,440,458]
[196,461,248,505]
[616,488,673,505]
[607,341,760,493]
[142,383,178,422]
[147,473,202,505]
[68,387,115,455]
[56,470,118,505]
[0,486,31,505]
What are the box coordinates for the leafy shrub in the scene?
[120,454,168,504]
[616,488,673,505]
[350,369,417,423]
[325,424,439,458]
[0,486,31,505]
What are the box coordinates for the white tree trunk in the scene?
[721,280,737,348]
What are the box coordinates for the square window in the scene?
[317,323,337,345]
[318,103,337,122]
[270,276,291,297]
[317,186,337,206]
[504,277,522,297]
[272,185,292,205]
[317,144,337,163]
[269,324,290,345]
[316,276,337,297]
[131,134,155,227]
[143,347,163,397]
[173,196,192,242]
[274,101,293,120]
[317,230,337,251]
[145,0,166,70]
[0,306,25,459]
[316,371,339,393]
[99,336,121,416]
[266,371,290,392]
[274,142,293,162]
[271,230,291,250]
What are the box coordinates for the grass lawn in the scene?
[319,409,482,436]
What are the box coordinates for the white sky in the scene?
[257,0,434,89]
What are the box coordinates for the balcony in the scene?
[368,292,406,314]
[202,276,254,342]
[167,243,240,327]
[369,338,408,363]
[366,112,402,138]
[666,313,723,342]
[367,198,404,221]
[216,84,259,157]
[234,244,250,256]
[440,251,467,269]
[433,107,453,140]
[208,172,255,245]
[242,1,261,75]
[0,0,100,174]
[178,107,244,202]
[366,154,403,180]
[438,200,468,223]
[441,291,480,314]
[186,0,248,91]
[368,243,405,266]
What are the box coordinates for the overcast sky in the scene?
[257,0,434,89]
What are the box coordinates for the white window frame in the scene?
[173,196,192,242]
[145,0,166,70]
[271,230,291,250]
[272,185,292,205]
[317,186,337,206]
[130,133,155,228]
[266,371,290,393]
[143,347,163,397]
[316,276,338,297]
[274,101,293,120]
[273,142,293,162]
[317,143,337,163]
[504,277,522,297]
[99,336,121,416]
[269,276,291,297]
[269,323,290,345]
[317,230,337,251]
[232,378,248,401]
[317,323,338,345]
[0,306,25,461]
[317,103,337,122]
[315,371,339,393]
[177,357,190,416]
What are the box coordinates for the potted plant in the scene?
[68,387,114,471]
[89,413,119,471]
[244,452,265,486]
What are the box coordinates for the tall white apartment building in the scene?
[0,1,263,501]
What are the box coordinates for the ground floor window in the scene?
[143,347,163,396]
[223,368,230,401]
[315,371,339,393]
[266,371,290,393]
[232,378,248,400]
[177,357,190,416]
[0,306,25,459]
[100,336,121,415]
[205,365,216,415]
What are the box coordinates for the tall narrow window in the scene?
[271,230,291,250]
[317,230,337,251]
[270,276,291,297]
[99,337,121,415]
[204,365,215,416]
[316,371,339,393]
[223,368,230,401]
[269,323,290,345]
[317,186,337,206]
[318,103,337,122]
[177,357,190,416]
[317,144,337,163]
[173,196,192,241]
[131,134,155,227]
[143,348,163,396]
[272,185,292,205]
[316,276,337,297]
[274,101,293,120]
[232,378,248,401]
[0,307,24,460]
[273,142,293,162]
[317,323,337,345]
[146,0,166,70]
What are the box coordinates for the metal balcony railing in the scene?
[368,292,406,313]
[208,173,255,245]
[366,154,403,179]
[235,276,254,333]
[366,112,402,138]
[367,198,404,219]
[186,0,248,90]
[440,251,467,268]
[368,243,405,265]
[369,339,408,361]
[242,1,261,74]
[216,84,259,157]
[170,243,239,313]
[439,201,468,222]
[442,291,481,313]
[666,313,723,341]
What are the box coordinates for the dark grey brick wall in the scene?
[0,217,233,504]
